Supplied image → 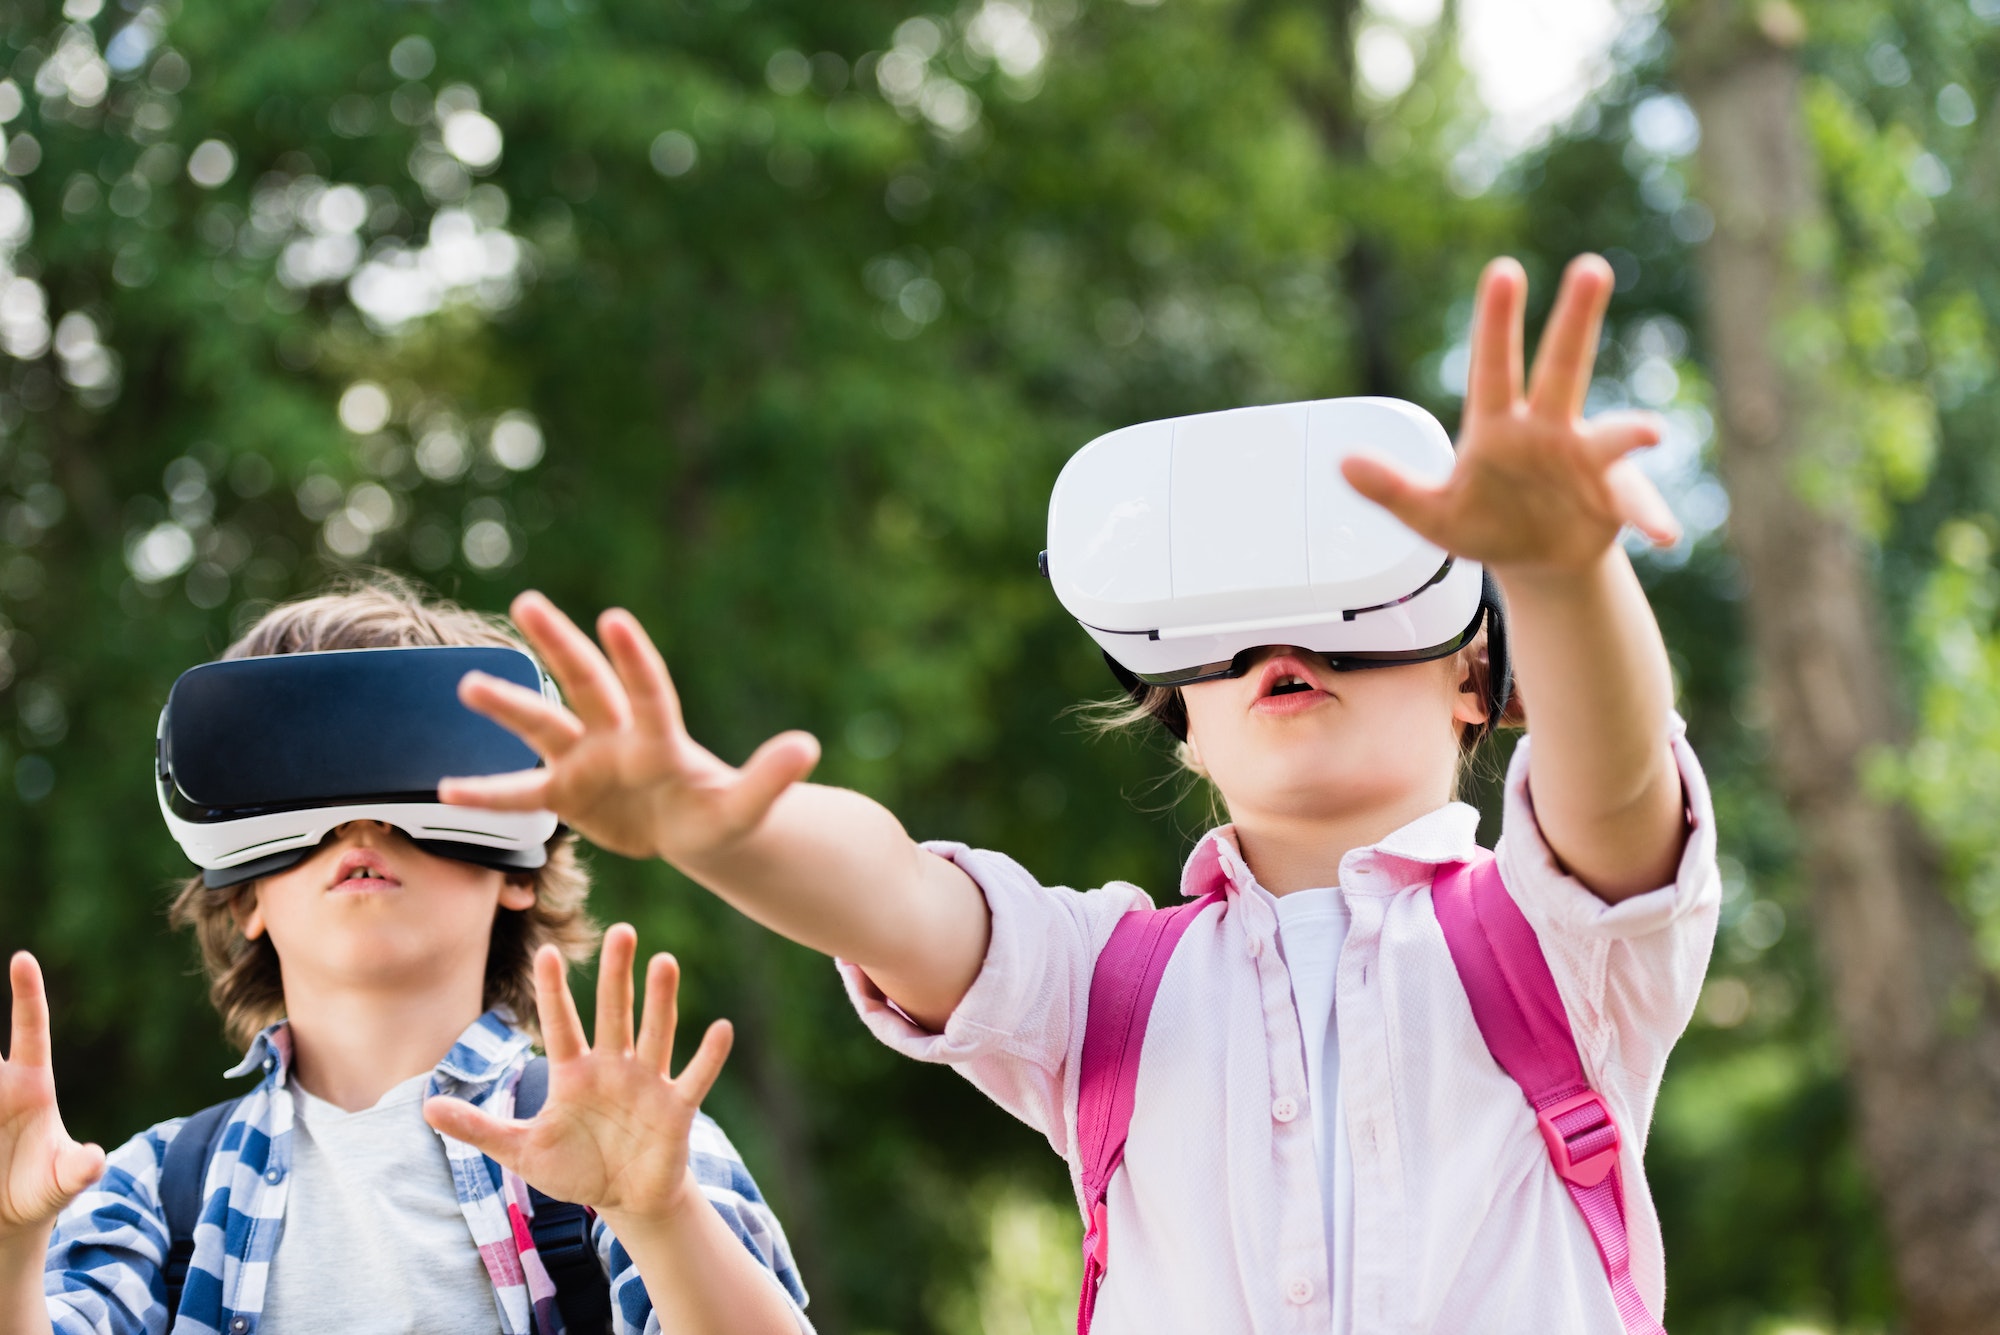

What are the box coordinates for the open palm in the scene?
[1342,254,1680,575]
[440,592,819,865]
[423,925,730,1220]
[0,953,104,1238]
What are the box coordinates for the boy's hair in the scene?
[168,575,600,1049]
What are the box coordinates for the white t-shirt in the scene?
[1275,886,1354,1329]
[261,1072,505,1334]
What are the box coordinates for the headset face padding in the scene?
[1105,571,1512,744]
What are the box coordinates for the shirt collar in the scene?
[225,1006,534,1097]
[1179,801,1483,899]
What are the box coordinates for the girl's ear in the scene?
[498,873,537,912]
[1452,647,1491,730]
[232,886,267,941]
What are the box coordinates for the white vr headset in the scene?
[157,645,561,888]
[1042,396,1509,736]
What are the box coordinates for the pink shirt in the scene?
[840,723,1719,1333]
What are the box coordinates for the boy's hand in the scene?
[440,592,820,865]
[0,954,105,1240]
[1341,254,1681,574]
[423,925,731,1226]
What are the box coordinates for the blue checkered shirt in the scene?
[43,1009,810,1335]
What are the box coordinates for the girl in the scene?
[441,254,1718,1333]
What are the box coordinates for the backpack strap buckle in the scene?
[1535,1089,1621,1188]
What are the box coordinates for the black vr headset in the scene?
[157,646,560,888]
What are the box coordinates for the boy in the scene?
[0,581,810,1335]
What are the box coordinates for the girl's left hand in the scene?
[424,924,730,1226]
[1341,253,1681,576]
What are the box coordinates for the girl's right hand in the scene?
[0,953,104,1240]
[440,592,823,866]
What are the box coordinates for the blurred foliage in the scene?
[0,0,1994,1330]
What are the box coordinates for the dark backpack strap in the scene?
[160,1097,240,1319]
[512,1057,614,1335]
[1072,892,1222,1334]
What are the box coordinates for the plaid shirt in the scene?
[43,1009,810,1335]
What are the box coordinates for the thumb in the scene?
[1605,459,1682,548]
[1340,454,1451,546]
[727,731,820,828]
[52,1139,104,1200]
[423,1097,531,1170]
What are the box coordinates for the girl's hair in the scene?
[168,574,601,1049]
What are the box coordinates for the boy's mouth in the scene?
[328,848,401,891]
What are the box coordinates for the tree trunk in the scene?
[1677,6,2000,1330]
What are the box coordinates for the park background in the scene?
[0,0,1995,1330]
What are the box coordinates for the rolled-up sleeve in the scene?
[1493,714,1722,1084]
[836,842,1148,1150]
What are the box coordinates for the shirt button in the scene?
[1287,1277,1314,1305]
[264,1167,284,1184]
[1246,935,1263,959]
[231,1319,250,1333]
[1272,1096,1299,1123]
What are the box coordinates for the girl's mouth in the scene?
[1251,654,1332,713]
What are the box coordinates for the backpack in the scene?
[1072,853,1667,1335]
[159,1056,612,1334]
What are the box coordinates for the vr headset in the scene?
[1041,396,1510,739]
[157,645,561,888]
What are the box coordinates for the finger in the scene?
[1607,461,1682,547]
[672,1019,734,1108]
[721,731,821,832]
[1467,257,1526,413]
[8,952,51,1068]
[458,672,585,759]
[1339,455,1454,549]
[594,924,638,1056]
[1583,410,1665,466]
[423,1097,532,1168]
[509,591,633,732]
[438,768,556,812]
[53,1140,106,1198]
[1527,254,1614,420]
[598,609,687,743]
[635,953,680,1074]
[533,945,590,1063]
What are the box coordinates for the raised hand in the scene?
[1341,254,1680,575]
[423,925,731,1222]
[440,592,820,864]
[0,954,104,1240]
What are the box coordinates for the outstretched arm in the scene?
[1344,254,1687,901]
[0,953,107,1335]
[426,927,800,1334]
[442,596,989,1029]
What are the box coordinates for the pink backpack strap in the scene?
[1432,854,1668,1335]
[1073,891,1221,1334]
